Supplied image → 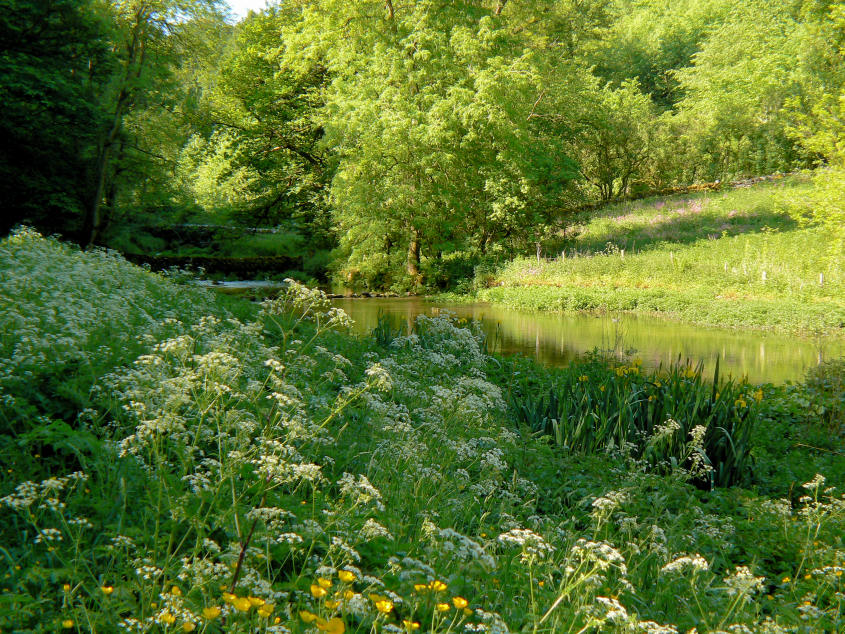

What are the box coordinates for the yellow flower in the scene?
[753,388,763,403]
[62,583,71,591]
[316,617,345,634]
[100,586,114,595]
[452,597,468,609]
[62,620,74,629]
[232,597,252,612]
[325,599,340,609]
[338,570,355,583]
[413,583,428,592]
[428,580,447,592]
[311,584,328,598]
[403,621,421,631]
[804,574,812,580]
[222,592,236,603]
[734,398,747,408]
[171,585,182,597]
[318,577,332,589]
[578,375,589,382]
[182,623,196,632]
[599,385,605,392]
[782,576,791,583]
[343,589,355,600]
[436,602,450,612]
[257,603,274,618]
[202,607,221,620]
[160,612,176,625]
[375,599,394,614]
[463,608,473,617]
[300,610,318,623]
[248,596,265,607]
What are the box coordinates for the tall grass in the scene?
[505,355,755,488]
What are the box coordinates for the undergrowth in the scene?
[1,230,844,633]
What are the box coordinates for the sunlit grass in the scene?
[478,177,844,332]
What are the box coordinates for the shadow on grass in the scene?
[550,197,799,255]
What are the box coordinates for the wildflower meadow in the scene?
[1,229,844,633]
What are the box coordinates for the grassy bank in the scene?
[2,230,844,632]
[471,176,844,334]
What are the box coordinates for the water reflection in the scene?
[331,297,842,384]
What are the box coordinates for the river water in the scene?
[331,297,843,384]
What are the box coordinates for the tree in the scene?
[0,0,113,237]
[83,0,224,246]
[282,0,582,289]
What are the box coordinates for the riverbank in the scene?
[2,230,844,632]
[460,176,845,335]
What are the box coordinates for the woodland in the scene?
[2,0,844,290]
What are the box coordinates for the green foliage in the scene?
[3,233,845,632]
[0,0,112,236]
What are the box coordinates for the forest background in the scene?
[2,0,844,291]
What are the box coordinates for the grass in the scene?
[471,175,845,334]
[1,229,844,632]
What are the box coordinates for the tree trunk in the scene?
[83,6,146,248]
[406,227,421,279]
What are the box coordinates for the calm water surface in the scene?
[331,297,843,384]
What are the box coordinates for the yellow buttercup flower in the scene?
[248,596,265,607]
[62,583,71,592]
[182,623,196,632]
[325,599,340,609]
[375,599,393,614]
[428,580,447,592]
[403,621,421,631]
[257,603,274,618]
[452,596,468,609]
[202,606,221,620]
[300,610,318,623]
[100,586,114,595]
[316,617,345,634]
[317,577,332,589]
[436,602,450,612]
[463,608,473,617]
[338,570,355,583]
[160,612,176,625]
[222,592,236,603]
[232,597,252,612]
[782,576,790,583]
[413,583,428,592]
[343,589,355,600]
[62,620,74,629]
[311,584,328,598]
[171,585,181,596]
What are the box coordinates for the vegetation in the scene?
[467,176,845,333]
[3,230,845,633]
[2,0,843,290]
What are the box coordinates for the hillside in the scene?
[476,176,844,333]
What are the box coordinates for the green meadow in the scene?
[474,177,845,334]
[2,230,844,632]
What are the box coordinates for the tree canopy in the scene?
[3,0,844,286]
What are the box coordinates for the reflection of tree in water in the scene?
[331,298,842,384]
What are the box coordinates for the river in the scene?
[331,297,842,384]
